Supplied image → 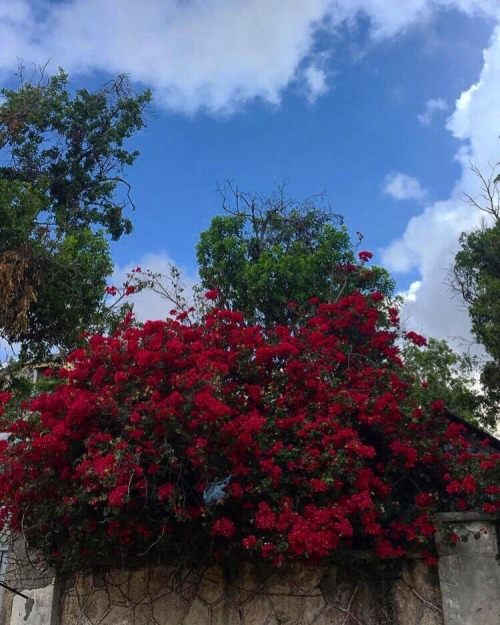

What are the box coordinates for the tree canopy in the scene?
[196,183,394,326]
[399,337,498,428]
[451,166,500,423]
[0,68,151,360]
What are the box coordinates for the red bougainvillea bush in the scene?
[0,292,498,572]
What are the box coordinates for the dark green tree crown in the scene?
[0,67,151,360]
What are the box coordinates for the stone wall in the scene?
[1,513,499,625]
[56,558,443,625]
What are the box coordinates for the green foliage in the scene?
[23,230,113,354]
[451,166,500,425]
[0,67,151,360]
[400,338,496,428]
[196,184,394,326]
[454,222,500,361]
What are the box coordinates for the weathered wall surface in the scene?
[1,513,499,625]
[436,513,500,625]
[57,558,443,625]
[0,540,57,625]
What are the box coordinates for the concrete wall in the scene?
[0,540,58,625]
[436,513,500,625]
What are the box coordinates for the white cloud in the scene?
[382,25,500,348]
[383,172,428,201]
[303,64,328,103]
[399,280,422,304]
[0,1,498,114]
[417,98,448,125]
[0,0,333,115]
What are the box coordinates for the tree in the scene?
[399,338,497,428]
[196,183,395,326]
[451,165,500,422]
[122,182,492,429]
[0,67,151,360]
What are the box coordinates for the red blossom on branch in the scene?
[405,331,427,347]
[358,250,373,263]
[204,289,220,300]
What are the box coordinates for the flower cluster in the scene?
[358,251,373,263]
[0,292,497,572]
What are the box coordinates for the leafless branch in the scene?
[463,163,500,221]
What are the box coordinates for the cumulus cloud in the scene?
[383,172,428,202]
[399,280,421,304]
[0,0,498,114]
[417,98,448,125]
[382,25,500,347]
[0,0,333,114]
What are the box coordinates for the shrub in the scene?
[0,293,498,572]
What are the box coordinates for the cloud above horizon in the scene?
[382,24,500,348]
[417,98,448,125]
[0,0,499,115]
[383,172,428,202]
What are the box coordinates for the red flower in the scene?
[405,331,427,347]
[446,481,462,495]
[158,484,174,502]
[483,503,496,513]
[261,543,275,558]
[129,412,141,424]
[414,514,435,537]
[358,250,373,262]
[204,289,220,300]
[376,539,403,559]
[108,485,129,507]
[462,475,476,494]
[242,535,258,549]
[430,399,445,414]
[211,518,236,538]
[422,551,438,566]
[415,493,435,509]
[310,479,329,492]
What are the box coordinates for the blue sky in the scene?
[113,9,492,268]
[2,1,500,345]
